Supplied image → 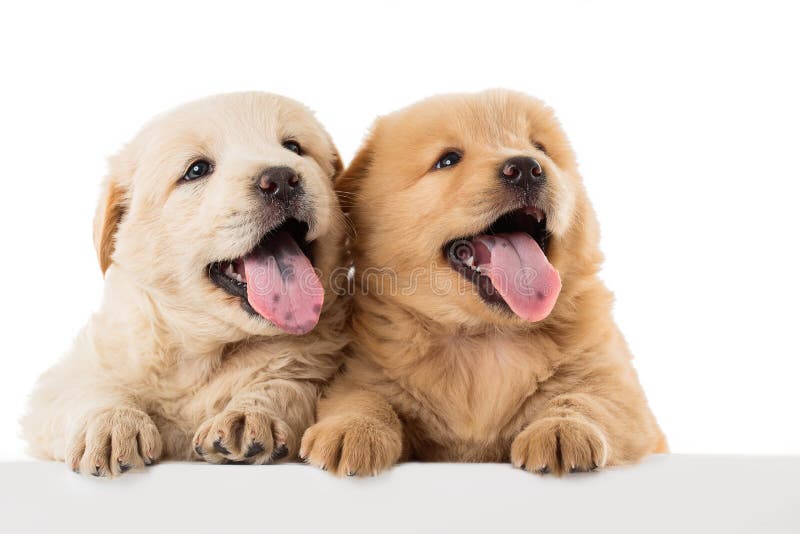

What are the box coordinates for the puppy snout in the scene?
[258,166,302,203]
[500,156,545,190]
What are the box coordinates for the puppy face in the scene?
[341,90,599,328]
[96,92,344,337]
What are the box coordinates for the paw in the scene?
[193,409,291,465]
[66,407,162,477]
[510,416,608,475]
[300,416,402,477]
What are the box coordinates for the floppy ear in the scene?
[330,149,344,181]
[318,126,343,182]
[93,160,131,275]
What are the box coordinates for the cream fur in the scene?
[22,92,348,476]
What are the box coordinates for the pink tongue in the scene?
[242,231,324,335]
[472,233,561,322]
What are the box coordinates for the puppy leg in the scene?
[27,394,162,477]
[300,380,404,477]
[69,406,163,477]
[193,379,316,465]
[23,355,163,477]
[510,411,607,475]
[511,363,665,475]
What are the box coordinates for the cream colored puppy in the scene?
[22,92,347,476]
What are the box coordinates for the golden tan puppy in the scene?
[301,89,666,476]
[22,92,347,476]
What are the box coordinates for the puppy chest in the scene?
[403,341,541,447]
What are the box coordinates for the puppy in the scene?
[22,92,347,476]
[301,89,666,476]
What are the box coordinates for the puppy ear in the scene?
[93,158,131,275]
[330,149,344,181]
[321,125,343,181]
[336,129,376,203]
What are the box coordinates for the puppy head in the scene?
[340,90,601,328]
[95,92,345,338]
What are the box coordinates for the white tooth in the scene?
[465,256,475,268]
[475,266,482,273]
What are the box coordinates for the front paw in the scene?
[193,409,291,465]
[300,416,402,477]
[66,407,162,477]
[510,416,608,476]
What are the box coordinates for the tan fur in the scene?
[94,181,127,274]
[22,92,348,476]
[301,90,666,476]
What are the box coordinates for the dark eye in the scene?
[282,140,302,155]
[533,141,547,155]
[183,160,212,181]
[434,151,462,170]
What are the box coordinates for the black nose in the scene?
[258,166,302,202]
[499,156,545,189]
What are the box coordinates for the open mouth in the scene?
[208,218,324,335]
[443,206,562,322]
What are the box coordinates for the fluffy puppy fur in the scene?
[22,92,347,476]
[301,89,666,476]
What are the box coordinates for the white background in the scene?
[1,0,798,461]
